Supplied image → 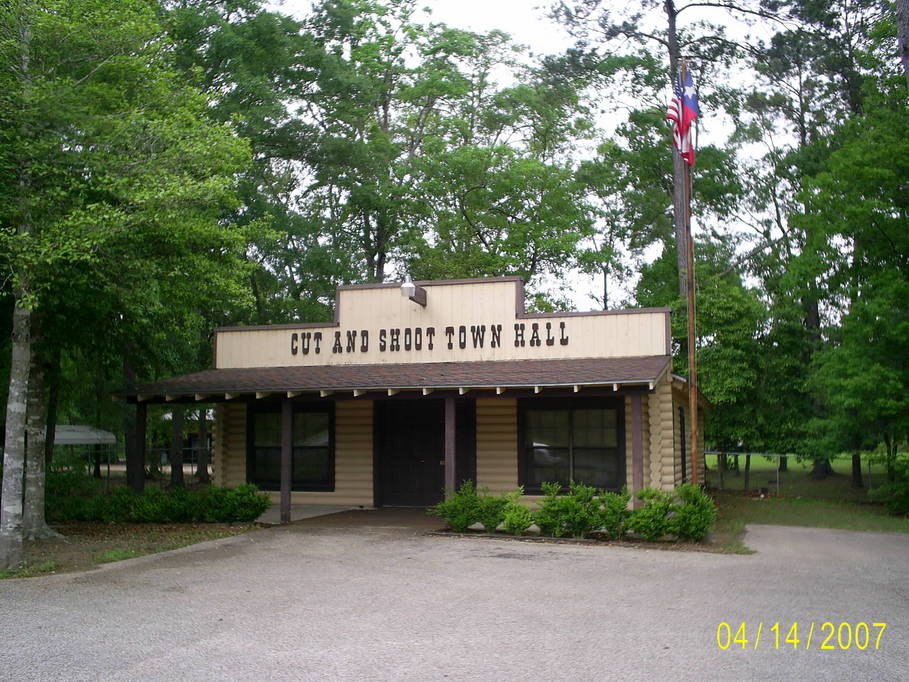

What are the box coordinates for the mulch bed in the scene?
[2,522,259,578]
[428,528,724,553]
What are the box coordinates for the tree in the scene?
[899,0,909,91]
[802,95,909,482]
[0,0,249,568]
[551,0,756,298]
[163,0,321,323]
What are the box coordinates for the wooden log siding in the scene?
[475,398,518,494]
[659,376,676,491]
[647,375,676,491]
[213,402,246,487]
[672,401,682,487]
[672,400,692,487]
[297,399,373,507]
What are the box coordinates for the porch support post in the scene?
[280,400,292,524]
[631,395,644,508]
[444,396,456,497]
[128,402,147,493]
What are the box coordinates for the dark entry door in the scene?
[378,400,444,507]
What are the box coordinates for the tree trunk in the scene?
[884,435,896,482]
[778,455,788,472]
[717,453,726,490]
[850,452,863,489]
[895,0,909,94]
[0,0,34,570]
[602,265,609,310]
[196,409,211,484]
[0,302,31,569]
[44,350,60,467]
[743,454,751,491]
[810,457,833,480]
[169,406,185,488]
[123,356,144,493]
[23,327,56,540]
[93,444,102,479]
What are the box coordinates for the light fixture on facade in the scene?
[400,275,427,306]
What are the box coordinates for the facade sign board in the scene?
[216,278,669,368]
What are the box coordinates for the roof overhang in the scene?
[54,425,117,445]
[671,374,711,409]
[116,356,672,404]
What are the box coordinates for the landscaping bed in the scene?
[0,521,259,579]
[428,481,723,550]
[429,527,749,554]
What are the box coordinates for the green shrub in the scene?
[560,482,603,538]
[502,503,534,535]
[501,488,534,535]
[630,488,674,541]
[476,493,509,533]
[869,479,909,515]
[534,481,569,537]
[46,484,270,524]
[130,486,171,522]
[428,480,479,531]
[598,488,631,539]
[671,483,717,541]
[534,481,604,538]
[214,484,272,522]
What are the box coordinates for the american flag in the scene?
[666,71,699,166]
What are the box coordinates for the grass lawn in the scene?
[714,494,908,533]
[705,456,908,551]
[0,522,258,579]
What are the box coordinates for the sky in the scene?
[274,0,570,53]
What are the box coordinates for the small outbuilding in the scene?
[121,277,703,518]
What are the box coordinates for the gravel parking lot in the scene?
[1,518,906,681]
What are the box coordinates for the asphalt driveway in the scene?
[0,518,906,681]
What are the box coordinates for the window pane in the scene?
[253,412,281,447]
[251,446,280,486]
[294,412,329,447]
[526,446,570,489]
[573,408,618,447]
[526,410,570,448]
[293,447,330,487]
[573,448,622,489]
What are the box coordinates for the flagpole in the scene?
[685,153,699,487]
[677,58,699,487]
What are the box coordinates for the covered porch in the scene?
[119,355,672,523]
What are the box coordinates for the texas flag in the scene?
[666,71,699,166]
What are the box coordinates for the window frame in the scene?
[246,401,335,492]
[517,397,626,494]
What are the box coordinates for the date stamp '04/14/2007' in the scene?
[716,622,888,651]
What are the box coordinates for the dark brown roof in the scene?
[122,356,671,401]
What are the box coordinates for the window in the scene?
[519,399,624,492]
[247,403,334,491]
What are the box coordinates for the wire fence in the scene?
[51,444,212,489]
[704,450,891,496]
[705,451,789,495]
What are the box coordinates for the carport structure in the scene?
[118,277,704,523]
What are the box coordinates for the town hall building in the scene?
[124,277,703,521]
